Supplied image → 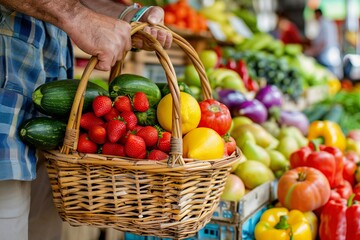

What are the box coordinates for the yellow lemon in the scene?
[157,92,201,135]
[183,127,224,160]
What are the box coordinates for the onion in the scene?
[231,99,268,124]
[279,110,309,136]
[216,89,247,111]
[255,85,283,109]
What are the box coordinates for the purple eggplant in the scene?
[216,89,247,111]
[255,85,283,109]
[279,110,309,135]
[231,99,268,124]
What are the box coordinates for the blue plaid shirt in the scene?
[0,6,74,181]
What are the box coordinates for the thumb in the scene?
[142,6,164,25]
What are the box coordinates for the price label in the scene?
[229,16,253,38]
[207,20,227,41]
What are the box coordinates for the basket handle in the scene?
[61,22,212,167]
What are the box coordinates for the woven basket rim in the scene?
[43,147,241,172]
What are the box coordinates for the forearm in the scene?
[0,0,91,33]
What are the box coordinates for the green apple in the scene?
[219,75,246,92]
[183,64,201,88]
[199,50,219,69]
[235,160,275,190]
[220,174,246,202]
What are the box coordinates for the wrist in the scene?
[118,3,141,21]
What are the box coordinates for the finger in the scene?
[141,6,164,25]
[164,32,173,49]
[95,59,111,71]
[152,28,166,47]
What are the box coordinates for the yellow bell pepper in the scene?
[327,78,341,95]
[307,120,346,151]
[254,207,312,240]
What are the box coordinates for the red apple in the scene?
[347,130,360,142]
[220,174,245,202]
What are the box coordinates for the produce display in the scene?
[19,3,360,237]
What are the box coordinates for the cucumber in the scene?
[32,80,108,118]
[109,74,161,107]
[135,108,158,126]
[302,104,330,123]
[19,117,66,150]
[322,104,344,123]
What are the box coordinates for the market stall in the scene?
[12,0,360,240]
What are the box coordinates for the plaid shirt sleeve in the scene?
[0,6,74,181]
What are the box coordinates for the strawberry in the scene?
[80,112,104,131]
[136,126,158,148]
[114,95,132,112]
[133,125,144,133]
[77,133,98,153]
[120,111,138,130]
[106,119,127,143]
[132,92,149,112]
[88,125,107,144]
[157,131,171,153]
[92,95,112,117]
[104,107,120,122]
[147,149,169,160]
[124,134,147,159]
[119,129,132,145]
[102,142,125,156]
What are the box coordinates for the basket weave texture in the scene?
[44,22,241,239]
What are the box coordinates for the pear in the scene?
[235,160,275,190]
[276,135,301,159]
[278,126,308,148]
[241,140,271,167]
[267,149,289,172]
[231,123,279,149]
[234,130,256,148]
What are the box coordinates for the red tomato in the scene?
[198,99,232,136]
[277,167,331,212]
[223,134,236,156]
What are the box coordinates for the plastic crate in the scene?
[212,200,238,223]
[124,232,197,240]
[197,222,237,240]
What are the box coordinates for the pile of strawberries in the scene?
[78,92,171,160]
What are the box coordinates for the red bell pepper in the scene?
[236,60,259,92]
[289,141,344,188]
[332,180,353,200]
[343,156,357,186]
[319,194,360,240]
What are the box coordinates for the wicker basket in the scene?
[44,22,241,239]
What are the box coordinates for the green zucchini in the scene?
[302,104,330,123]
[19,117,66,150]
[32,80,108,118]
[322,104,344,123]
[109,74,161,107]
